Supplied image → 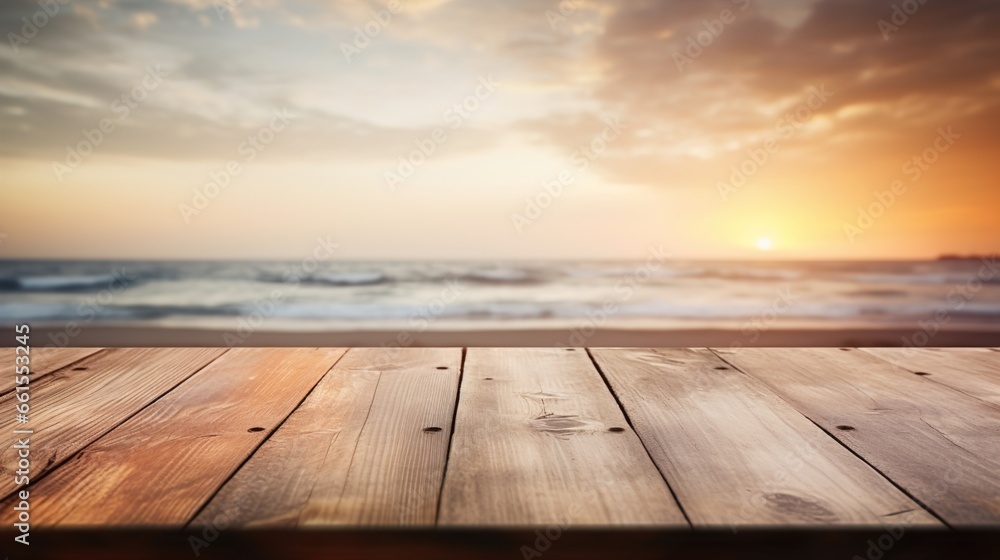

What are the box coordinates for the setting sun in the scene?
[756,237,773,251]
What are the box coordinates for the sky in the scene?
[0,0,998,261]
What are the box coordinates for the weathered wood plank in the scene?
[190,349,381,529]
[193,347,461,528]
[592,348,939,527]
[439,348,687,526]
[861,348,1000,407]
[714,347,1000,526]
[0,348,225,501]
[6,348,346,527]
[0,347,103,396]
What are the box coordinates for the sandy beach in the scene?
[15,324,1000,348]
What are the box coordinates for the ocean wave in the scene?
[305,271,388,286]
[566,266,703,280]
[258,271,389,286]
[0,274,123,292]
[459,268,545,284]
[3,260,1000,327]
[231,301,556,320]
[0,302,141,321]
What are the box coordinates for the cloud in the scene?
[131,11,159,30]
[1,0,999,191]
[513,0,1000,188]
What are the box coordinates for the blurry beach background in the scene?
[1,258,998,347]
[1,1,999,347]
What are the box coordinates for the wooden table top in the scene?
[2,347,999,529]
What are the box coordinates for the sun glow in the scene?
[756,237,773,251]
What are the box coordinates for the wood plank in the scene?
[592,348,939,527]
[439,347,687,526]
[0,348,225,501]
[4,348,346,527]
[193,347,461,528]
[861,348,1000,407]
[0,347,103,396]
[714,347,1000,526]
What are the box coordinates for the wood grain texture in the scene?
[0,347,103,396]
[193,347,461,528]
[439,348,687,527]
[9,348,345,527]
[861,348,1000,407]
[714,347,1000,526]
[7,346,999,529]
[592,348,938,527]
[0,348,225,501]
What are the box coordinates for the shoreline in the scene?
[12,325,1000,348]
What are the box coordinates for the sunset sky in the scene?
[1,0,998,260]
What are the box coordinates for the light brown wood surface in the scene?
[0,347,103,396]
[4,347,1000,528]
[714,347,1000,526]
[592,348,939,527]
[862,348,1000,407]
[10,348,345,526]
[194,347,461,527]
[439,348,687,526]
[0,348,225,501]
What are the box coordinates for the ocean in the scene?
[1,259,998,332]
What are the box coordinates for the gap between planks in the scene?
[193,348,461,527]
[0,347,105,397]
[4,348,346,526]
[8,347,998,529]
[0,348,228,503]
[859,348,1000,408]
[438,348,688,527]
[712,347,1000,527]
[592,348,938,528]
